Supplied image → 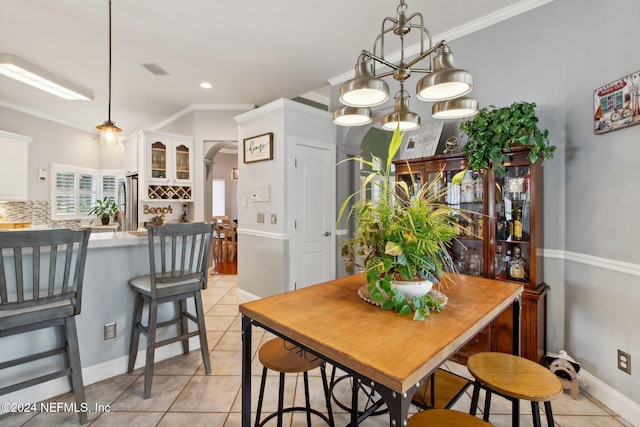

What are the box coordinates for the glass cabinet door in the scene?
[151,141,167,179]
[495,164,531,282]
[396,171,422,200]
[439,168,485,277]
[175,144,190,180]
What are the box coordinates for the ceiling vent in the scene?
[142,63,169,76]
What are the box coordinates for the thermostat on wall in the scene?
[251,184,270,202]
[38,168,48,182]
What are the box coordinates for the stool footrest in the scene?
[258,407,331,426]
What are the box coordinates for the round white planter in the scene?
[391,279,433,299]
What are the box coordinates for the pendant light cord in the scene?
[107,0,112,122]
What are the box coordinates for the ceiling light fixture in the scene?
[333,0,478,130]
[0,54,94,101]
[200,82,213,89]
[96,0,121,146]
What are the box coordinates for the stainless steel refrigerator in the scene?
[117,173,138,231]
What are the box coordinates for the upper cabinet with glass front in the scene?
[147,135,194,185]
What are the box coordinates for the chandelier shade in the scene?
[416,50,473,101]
[432,97,478,119]
[96,0,121,146]
[333,106,373,126]
[339,59,389,107]
[332,0,478,130]
[382,91,420,131]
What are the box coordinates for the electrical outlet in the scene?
[618,349,631,374]
[104,322,117,340]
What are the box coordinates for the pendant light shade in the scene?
[416,49,473,102]
[96,0,121,146]
[382,91,420,131]
[432,97,479,119]
[333,106,373,126]
[339,58,389,107]
[96,120,122,145]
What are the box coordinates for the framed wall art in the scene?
[243,132,273,163]
[594,71,640,134]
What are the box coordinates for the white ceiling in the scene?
[0,0,530,136]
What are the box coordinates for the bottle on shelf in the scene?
[460,170,475,203]
[513,207,523,241]
[508,246,527,282]
[445,170,460,207]
[468,247,482,276]
[473,171,484,201]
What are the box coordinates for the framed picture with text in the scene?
[243,132,273,163]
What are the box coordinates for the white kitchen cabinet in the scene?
[145,134,194,185]
[0,130,32,201]
[122,130,194,201]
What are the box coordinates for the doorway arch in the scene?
[203,141,238,222]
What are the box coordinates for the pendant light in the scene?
[96,0,121,146]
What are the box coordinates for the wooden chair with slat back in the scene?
[211,216,229,260]
[219,218,237,261]
[127,222,214,399]
[0,228,91,424]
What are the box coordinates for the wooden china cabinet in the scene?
[393,146,548,364]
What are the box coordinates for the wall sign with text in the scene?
[243,132,273,163]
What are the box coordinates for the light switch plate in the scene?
[257,212,264,223]
[271,214,277,224]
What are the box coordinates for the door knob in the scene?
[324,231,331,236]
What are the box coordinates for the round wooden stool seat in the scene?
[255,338,333,426]
[408,409,492,426]
[467,352,562,401]
[258,338,323,373]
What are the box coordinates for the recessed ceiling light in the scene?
[200,82,212,89]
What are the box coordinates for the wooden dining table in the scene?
[240,273,523,427]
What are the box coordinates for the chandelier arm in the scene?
[365,50,400,73]
[378,17,398,61]
[406,13,431,57]
[406,40,446,69]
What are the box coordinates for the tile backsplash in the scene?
[0,201,80,228]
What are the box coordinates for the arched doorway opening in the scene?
[203,141,238,222]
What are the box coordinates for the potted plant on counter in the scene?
[459,101,556,174]
[338,127,465,320]
[88,197,118,225]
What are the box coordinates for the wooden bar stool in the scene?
[468,352,563,427]
[408,409,493,426]
[255,338,334,427]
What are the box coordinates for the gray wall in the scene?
[333,0,639,407]
[0,106,122,202]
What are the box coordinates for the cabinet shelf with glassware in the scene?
[393,146,548,364]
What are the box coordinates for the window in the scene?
[51,164,123,220]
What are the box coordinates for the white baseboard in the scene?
[237,288,260,303]
[0,337,201,415]
[580,368,640,426]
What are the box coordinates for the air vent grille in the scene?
[142,63,169,76]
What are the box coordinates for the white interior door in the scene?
[294,142,335,289]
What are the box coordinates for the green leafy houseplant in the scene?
[338,127,464,320]
[88,197,117,225]
[460,101,556,175]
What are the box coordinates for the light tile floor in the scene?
[0,273,634,427]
